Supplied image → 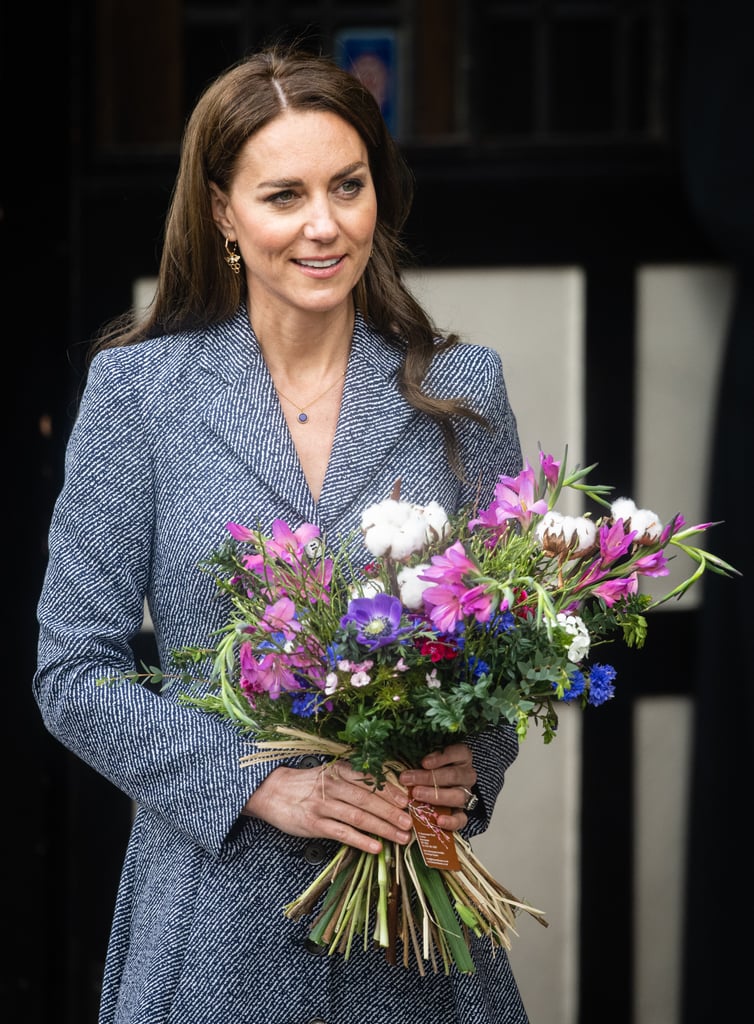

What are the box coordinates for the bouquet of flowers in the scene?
[132,449,738,975]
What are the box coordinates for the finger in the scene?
[322,761,409,810]
[247,769,413,854]
[399,762,477,795]
[419,743,474,771]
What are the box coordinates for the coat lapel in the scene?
[197,306,415,528]
[198,307,315,522]
[317,315,414,527]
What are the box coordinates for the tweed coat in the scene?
[35,306,529,1024]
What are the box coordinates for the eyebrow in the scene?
[256,161,368,190]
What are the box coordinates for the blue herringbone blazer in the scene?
[35,306,529,1024]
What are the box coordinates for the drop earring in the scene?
[224,237,241,274]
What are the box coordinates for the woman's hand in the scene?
[398,743,478,832]
[242,759,413,854]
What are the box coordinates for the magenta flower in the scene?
[419,540,478,587]
[459,583,496,623]
[239,642,301,700]
[660,513,692,544]
[598,520,636,565]
[422,584,466,633]
[258,597,300,639]
[633,550,670,578]
[591,576,639,607]
[267,519,321,564]
[226,521,256,542]
[469,461,549,535]
[539,451,561,488]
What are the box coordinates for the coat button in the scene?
[303,841,328,864]
[299,755,321,769]
[304,1018,329,1024]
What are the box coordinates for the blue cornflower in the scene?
[291,691,319,718]
[496,610,516,632]
[587,663,617,706]
[560,670,586,703]
[467,655,490,681]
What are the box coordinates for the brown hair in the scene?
[89,44,488,473]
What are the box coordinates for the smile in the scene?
[294,257,343,268]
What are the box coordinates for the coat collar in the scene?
[198,306,414,528]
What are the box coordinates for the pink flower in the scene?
[226,521,256,542]
[469,461,549,536]
[239,642,301,700]
[419,541,477,587]
[592,576,639,607]
[459,584,496,623]
[598,520,636,565]
[421,584,466,633]
[258,597,300,639]
[267,519,321,564]
[539,451,561,487]
[634,550,670,578]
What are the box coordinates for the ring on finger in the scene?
[462,787,479,812]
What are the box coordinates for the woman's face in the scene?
[211,109,377,323]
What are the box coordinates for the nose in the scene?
[303,195,338,242]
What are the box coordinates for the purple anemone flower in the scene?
[340,593,410,650]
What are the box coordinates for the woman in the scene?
[34,45,527,1023]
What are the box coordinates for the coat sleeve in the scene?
[33,352,273,857]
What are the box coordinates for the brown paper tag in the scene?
[409,803,461,870]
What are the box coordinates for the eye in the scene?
[265,189,298,205]
[339,178,365,197]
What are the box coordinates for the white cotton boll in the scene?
[420,501,450,542]
[362,523,395,557]
[361,498,394,528]
[610,497,662,542]
[536,511,565,543]
[611,498,638,522]
[398,564,431,610]
[390,518,428,560]
[630,507,662,541]
[562,515,597,554]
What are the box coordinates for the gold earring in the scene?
[224,237,241,274]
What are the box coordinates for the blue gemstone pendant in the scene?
[298,412,309,423]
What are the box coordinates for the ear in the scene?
[209,181,234,235]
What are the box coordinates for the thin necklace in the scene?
[275,371,346,424]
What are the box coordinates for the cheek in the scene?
[353,203,378,243]
[242,219,295,258]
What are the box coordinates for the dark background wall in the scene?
[2,2,747,1021]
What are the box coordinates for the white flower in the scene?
[324,672,339,695]
[361,498,450,560]
[425,669,441,688]
[611,497,662,544]
[350,671,371,688]
[556,612,591,663]
[397,563,431,610]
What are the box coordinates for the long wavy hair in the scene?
[89,44,489,473]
